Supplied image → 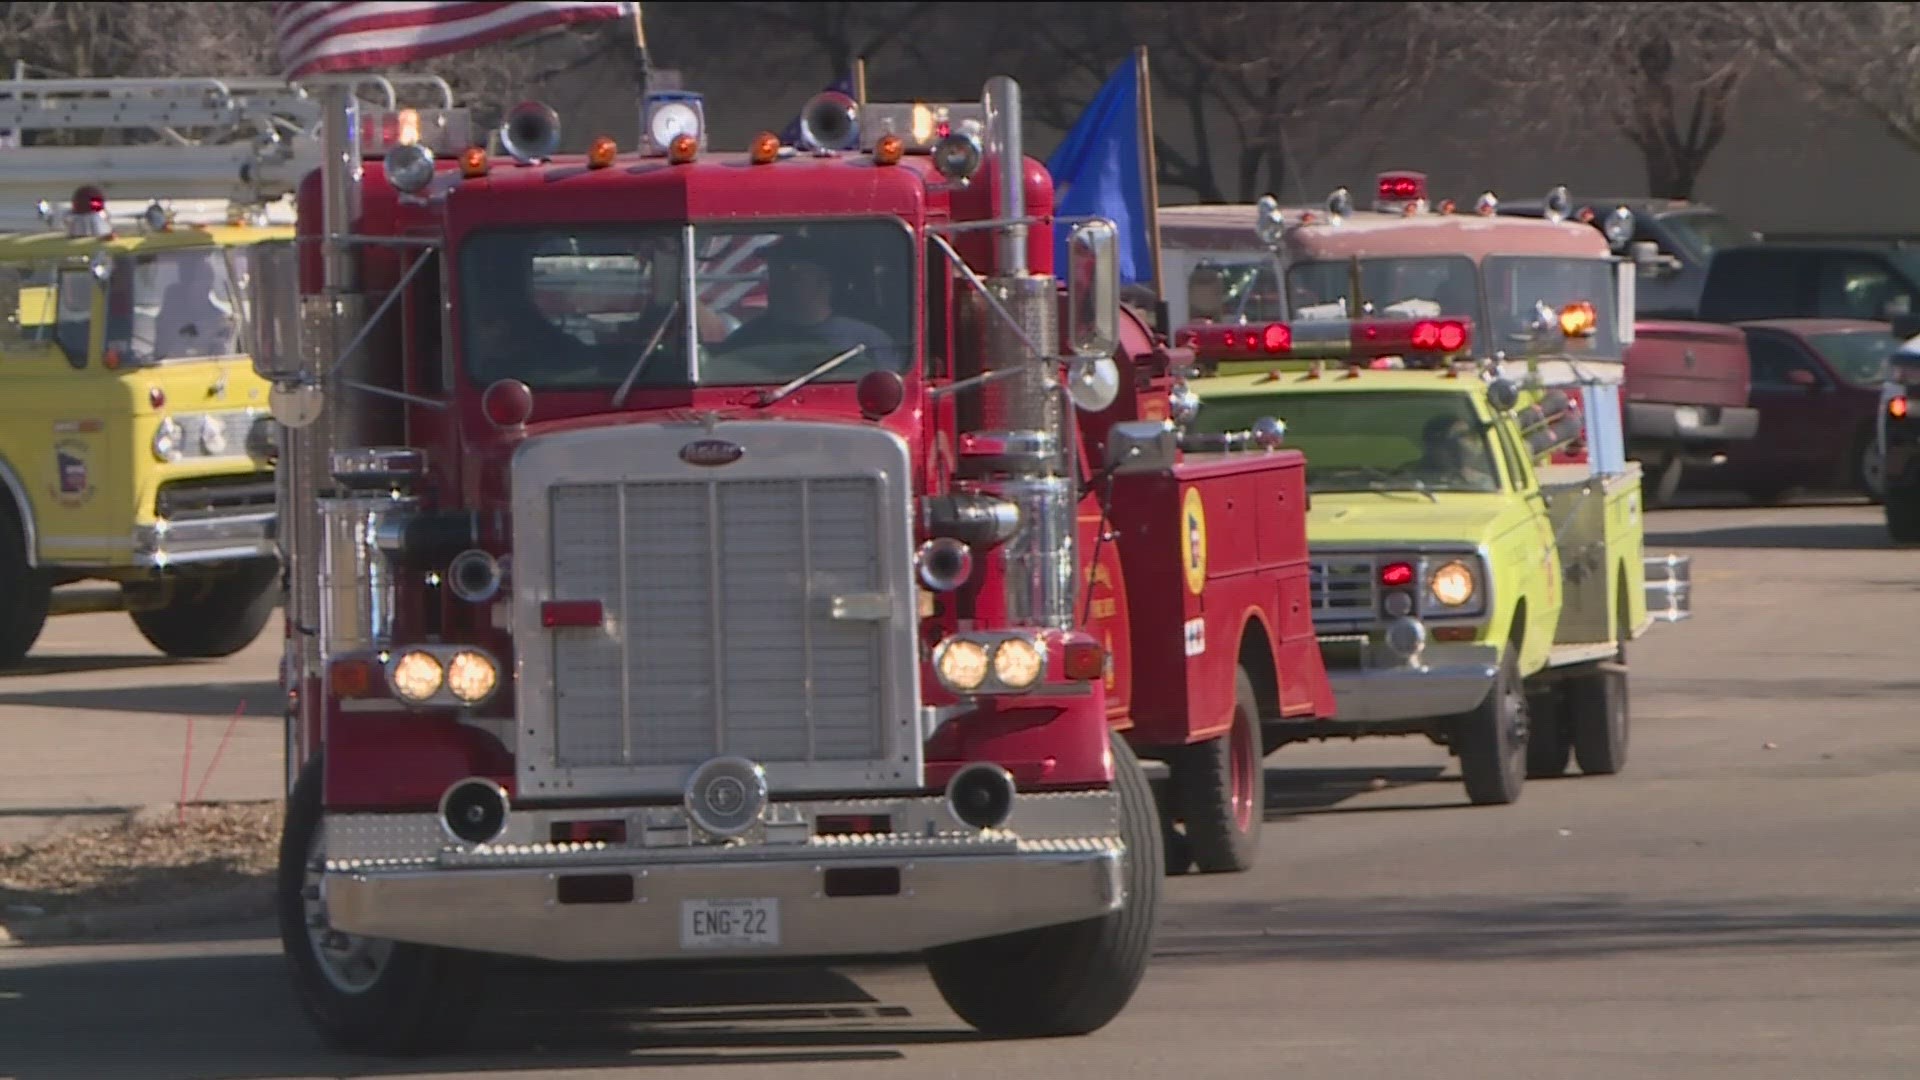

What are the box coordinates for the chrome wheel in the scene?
[303,824,393,995]
[1861,440,1887,500]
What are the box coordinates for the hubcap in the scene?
[304,824,393,994]
[1506,683,1530,755]
[1230,708,1256,832]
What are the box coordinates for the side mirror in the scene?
[1486,378,1521,412]
[1786,368,1819,389]
[1065,354,1122,413]
[1103,419,1177,476]
[1066,219,1120,358]
[245,239,308,383]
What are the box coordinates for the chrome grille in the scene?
[1309,556,1377,622]
[547,476,886,771]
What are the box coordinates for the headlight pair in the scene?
[934,633,1045,695]
[387,645,501,706]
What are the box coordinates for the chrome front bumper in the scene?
[319,791,1126,963]
[132,511,276,568]
[1324,640,1501,723]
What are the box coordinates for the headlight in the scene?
[1429,561,1476,607]
[199,415,228,455]
[445,650,499,704]
[388,650,445,703]
[151,417,183,462]
[935,638,990,693]
[991,637,1044,689]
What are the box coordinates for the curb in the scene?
[1,881,273,946]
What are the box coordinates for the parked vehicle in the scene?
[1623,321,1758,505]
[1724,320,1900,503]
[1698,244,1920,324]
[1880,335,1920,539]
[254,76,1337,1051]
[1500,196,1758,319]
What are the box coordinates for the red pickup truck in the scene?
[1623,321,1759,504]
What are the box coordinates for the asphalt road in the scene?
[3,499,1918,1079]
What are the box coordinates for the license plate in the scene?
[679,898,780,950]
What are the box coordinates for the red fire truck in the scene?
[252,75,1331,1050]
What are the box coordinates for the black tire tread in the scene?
[132,559,279,658]
[1457,648,1526,805]
[278,759,484,1053]
[0,503,50,666]
[1169,667,1264,874]
[926,731,1161,1038]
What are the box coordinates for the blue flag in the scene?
[1046,55,1152,286]
[782,72,857,148]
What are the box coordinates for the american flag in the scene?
[275,2,635,81]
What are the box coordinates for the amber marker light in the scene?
[669,133,699,164]
[460,146,489,178]
[873,133,905,166]
[587,135,618,169]
[749,131,782,165]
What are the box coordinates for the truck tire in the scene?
[1570,643,1630,776]
[1523,685,1571,779]
[0,505,50,666]
[1855,428,1887,504]
[1159,803,1194,877]
[926,730,1161,1038]
[1886,482,1920,543]
[1167,666,1265,873]
[1457,648,1527,805]
[279,758,484,1052]
[130,558,278,658]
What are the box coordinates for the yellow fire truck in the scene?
[0,74,454,662]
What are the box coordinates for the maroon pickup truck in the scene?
[1624,321,1759,504]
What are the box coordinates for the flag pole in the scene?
[855,56,868,107]
[1134,45,1167,329]
[630,2,651,147]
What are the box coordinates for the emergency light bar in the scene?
[1177,317,1473,366]
[858,100,988,152]
[357,107,472,158]
[1374,170,1428,213]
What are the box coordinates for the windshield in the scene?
[121,248,248,363]
[1287,257,1477,322]
[1807,329,1901,386]
[1187,259,1285,323]
[1482,256,1622,357]
[1661,211,1752,262]
[458,219,913,391]
[1192,390,1502,494]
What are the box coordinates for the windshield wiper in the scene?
[754,343,866,407]
[611,299,682,408]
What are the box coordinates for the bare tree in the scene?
[1416,2,1750,199]
[1004,2,1439,204]
[1708,2,1920,154]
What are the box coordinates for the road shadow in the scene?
[1262,764,1455,818]
[0,654,189,679]
[1156,893,1920,966]
[0,679,280,718]
[1645,520,1891,551]
[0,949,979,1078]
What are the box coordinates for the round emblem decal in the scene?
[1179,487,1207,595]
[683,756,769,838]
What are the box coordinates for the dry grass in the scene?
[0,802,281,921]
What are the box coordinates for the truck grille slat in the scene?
[548,475,885,772]
[1309,557,1378,621]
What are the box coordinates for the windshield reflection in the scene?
[458,219,913,391]
[1194,391,1503,494]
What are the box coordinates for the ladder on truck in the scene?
[0,73,456,232]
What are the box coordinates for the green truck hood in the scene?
[1309,490,1517,546]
